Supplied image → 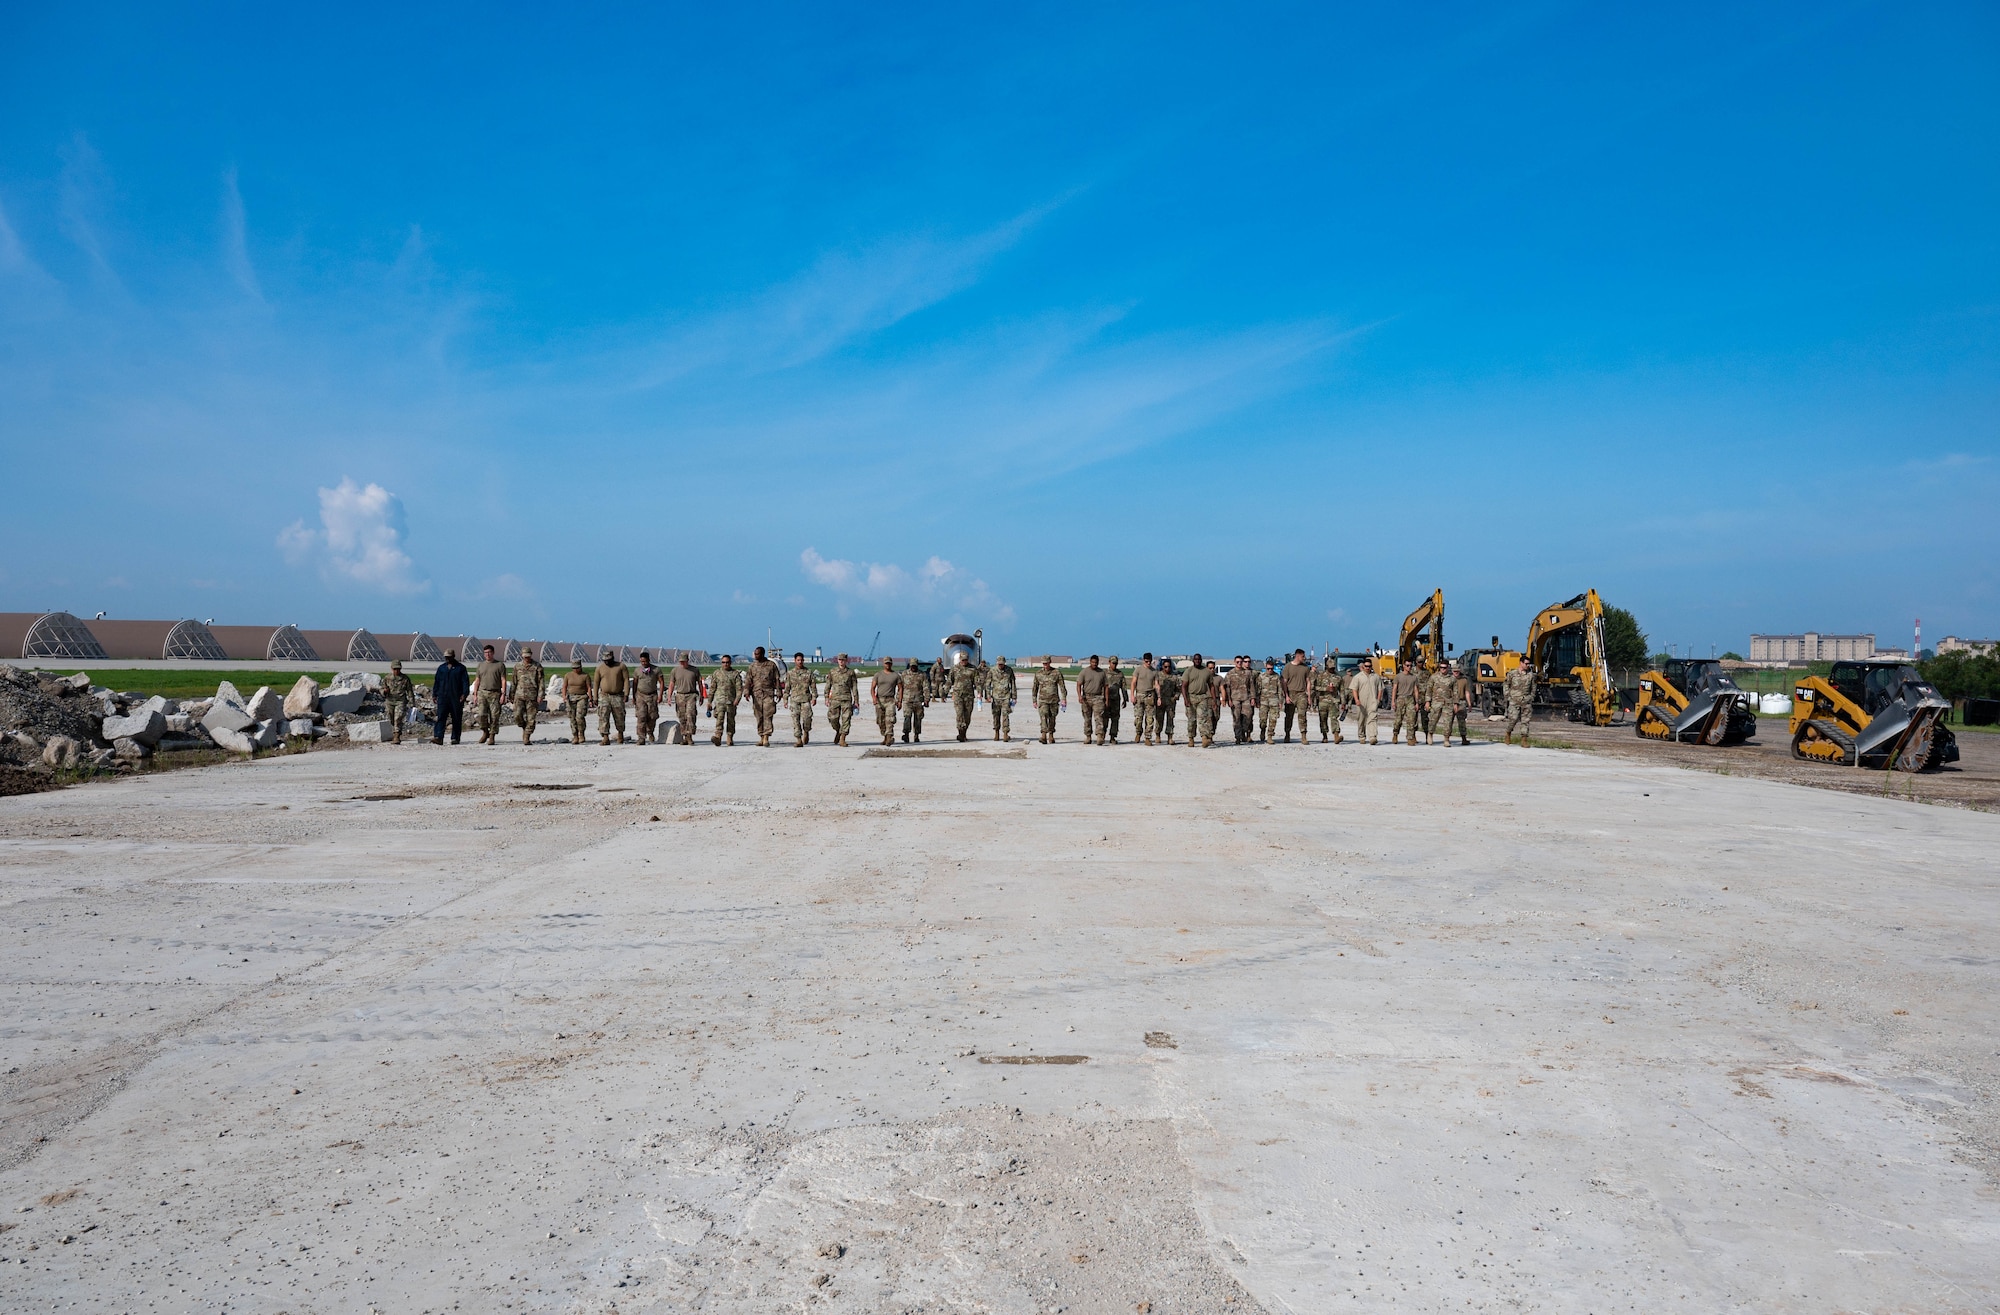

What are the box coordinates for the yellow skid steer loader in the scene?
[1790,659,1958,772]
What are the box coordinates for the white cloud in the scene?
[277,478,429,595]
[800,548,1015,627]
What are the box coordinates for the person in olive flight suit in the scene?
[513,646,545,745]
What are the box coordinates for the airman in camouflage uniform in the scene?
[871,659,900,746]
[1503,662,1536,746]
[784,652,818,747]
[947,655,980,742]
[900,662,928,742]
[823,653,859,747]
[1103,657,1125,743]
[707,655,742,746]
[1256,658,1283,743]
[1226,657,1257,744]
[669,655,703,745]
[384,661,415,744]
[1156,659,1181,745]
[632,653,663,745]
[562,659,593,743]
[1075,656,1110,745]
[1313,657,1344,744]
[1181,653,1217,747]
[1430,663,1468,746]
[513,649,545,744]
[1280,650,1312,744]
[747,647,782,747]
[1390,660,1424,746]
[475,645,508,745]
[1129,655,1160,745]
[987,656,1015,741]
[594,649,630,744]
[1032,658,1067,744]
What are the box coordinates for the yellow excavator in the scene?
[1524,590,1618,726]
[1635,658,1757,745]
[1459,637,1523,716]
[1387,589,1445,676]
[1790,658,1959,771]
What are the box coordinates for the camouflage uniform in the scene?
[632,662,663,745]
[384,670,415,744]
[561,666,593,743]
[1103,659,1125,743]
[1226,663,1256,744]
[823,663,859,746]
[1075,664,1110,744]
[475,657,508,745]
[1504,664,1536,743]
[512,655,544,744]
[1313,662,1344,743]
[707,663,743,745]
[1256,665,1283,743]
[987,660,1015,741]
[784,664,818,746]
[1182,662,1218,747]
[900,665,928,742]
[1431,667,1467,745]
[1031,665,1066,743]
[871,664,899,745]
[1129,663,1160,745]
[594,658,630,744]
[949,662,980,742]
[747,656,783,746]
[1155,665,1181,744]
[668,661,702,744]
[1390,664,1423,745]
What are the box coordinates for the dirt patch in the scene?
[0,766,62,797]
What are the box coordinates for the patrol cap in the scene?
[390,660,402,670]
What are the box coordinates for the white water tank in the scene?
[1758,693,1793,715]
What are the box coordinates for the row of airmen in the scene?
[397,643,1540,749]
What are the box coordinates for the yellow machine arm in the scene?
[1524,589,1617,726]
[1395,589,1444,672]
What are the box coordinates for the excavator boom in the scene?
[1524,589,1617,726]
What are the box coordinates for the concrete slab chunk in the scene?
[102,708,166,747]
[346,718,389,744]
[282,676,321,719]
[243,686,283,722]
[319,686,367,716]
[201,699,254,735]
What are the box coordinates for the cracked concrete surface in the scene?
[2,706,1997,1313]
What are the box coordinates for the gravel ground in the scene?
[2,702,1997,1313]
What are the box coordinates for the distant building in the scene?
[1749,632,1876,664]
[1938,636,1997,656]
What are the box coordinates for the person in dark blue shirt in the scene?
[431,650,470,745]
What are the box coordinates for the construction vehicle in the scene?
[1789,659,1959,771]
[1634,658,1756,745]
[1388,589,1445,676]
[1457,636,1523,716]
[1524,590,1618,726]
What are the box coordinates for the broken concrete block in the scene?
[1,730,39,762]
[282,676,321,719]
[333,671,382,692]
[251,719,283,749]
[209,725,254,754]
[103,708,167,747]
[202,698,254,735]
[285,717,317,738]
[113,737,153,760]
[319,685,366,716]
[346,718,389,744]
[61,673,91,692]
[244,686,284,722]
[164,713,192,734]
[215,680,245,706]
[42,735,82,769]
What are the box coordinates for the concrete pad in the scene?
[0,711,1996,1314]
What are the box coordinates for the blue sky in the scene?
[3,3,1996,659]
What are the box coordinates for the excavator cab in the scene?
[1791,660,1958,771]
[1458,637,1521,716]
[1635,658,1756,745]
[1525,590,1618,726]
